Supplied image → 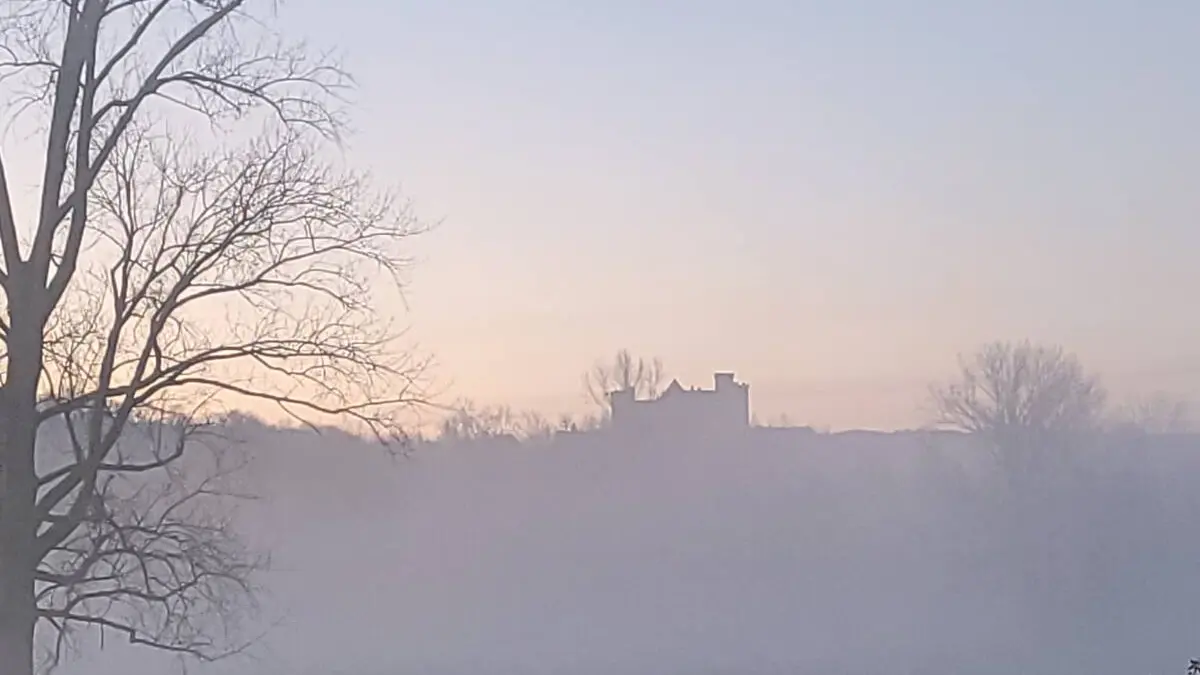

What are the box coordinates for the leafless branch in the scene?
[582,349,666,415]
[1108,392,1192,435]
[33,124,427,554]
[34,416,266,669]
[928,340,1107,480]
[0,3,426,673]
[436,398,556,444]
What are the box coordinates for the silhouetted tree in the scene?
[557,412,603,433]
[437,399,553,443]
[0,3,426,673]
[582,349,665,417]
[928,341,1106,471]
[1109,392,1191,434]
[930,341,1106,436]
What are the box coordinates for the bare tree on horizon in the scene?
[436,398,554,443]
[1109,392,1192,434]
[929,341,1107,436]
[0,3,427,674]
[928,341,1106,475]
[582,349,665,417]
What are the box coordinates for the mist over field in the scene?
[59,418,1200,675]
[2,2,1198,674]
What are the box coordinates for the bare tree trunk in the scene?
[0,306,47,675]
[0,554,36,675]
[0,424,39,675]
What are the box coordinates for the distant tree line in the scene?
[434,340,1191,444]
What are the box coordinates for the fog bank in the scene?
[62,423,1200,675]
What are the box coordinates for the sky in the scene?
[274,0,1200,430]
[8,0,1200,430]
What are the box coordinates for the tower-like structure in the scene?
[608,387,636,423]
[713,372,750,429]
[608,372,750,433]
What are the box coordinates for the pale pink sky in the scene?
[6,0,1200,430]
[326,1,1200,429]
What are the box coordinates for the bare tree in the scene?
[35,415,266,669]
[0,3,426,674]
[582,349,665,416]
[928,341,1107,459]
[437,399,554,443]
[1109,392,1192,434]
[556,411,603,434]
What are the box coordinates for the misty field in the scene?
[59,420,1200,675]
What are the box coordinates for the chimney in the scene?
[714,372,735,391]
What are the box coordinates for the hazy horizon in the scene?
[5,0,1199,430]
[7,3,1200,675]
[329,0,1200,431]
[56,419,1200,675]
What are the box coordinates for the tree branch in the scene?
[0,152,22,280]
[0,3,423,669]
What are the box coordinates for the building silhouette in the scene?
[609,372,750,434]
